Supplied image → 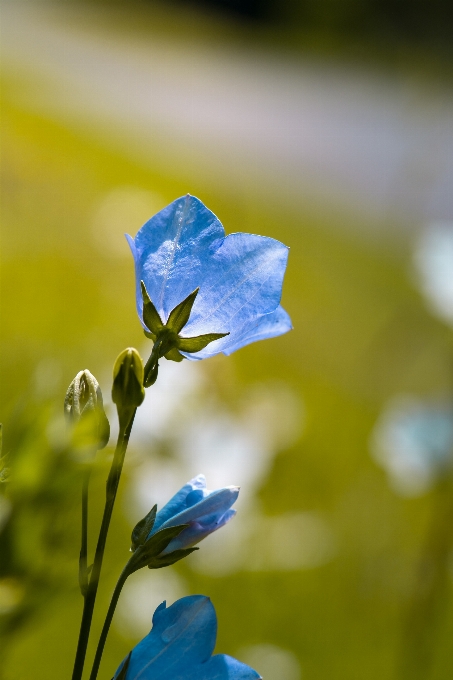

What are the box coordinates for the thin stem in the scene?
[143,339,162,387]
[79,470,91,596]
[89,566,130,680]
[72,410,136,680]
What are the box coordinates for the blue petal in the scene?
[157,487,239,532]
[183,305,292,360]
[181,232,289,342]
[116,596,217,680]
[223,304,292,356]
[185,654,262,680]
[152,475,206,532]
[127,196,225,324]
[114,597,261,680]
[162,509,237,554]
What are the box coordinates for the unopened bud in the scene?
[64,370,110,449]
[112,348,145,423]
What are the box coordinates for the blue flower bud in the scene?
[148,474,239,554]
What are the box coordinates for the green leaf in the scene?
[131,505,157,552]
[141,281,164,335]
[148,547,199,569]
[166,288,199,333]
[165,347,184,362]
[178,332,229,353]
[114,652,131,680]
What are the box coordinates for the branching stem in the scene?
[71,410,136,680]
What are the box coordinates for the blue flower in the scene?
[126,195,291,362]
[114,595,261,679]
[149,474,238,554]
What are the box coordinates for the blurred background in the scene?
[1,0,453,679]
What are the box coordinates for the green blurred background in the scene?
[1,1,453,679]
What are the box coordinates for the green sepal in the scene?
[141,286,231,385]
[165,348,184,362]
[166,288,199,334]
[142,524,187,557]
[131,505,157,552]
[114,652,131,680]
[148,547,199,569]
[178,332,229,353]
[141,281,164,335]
[128,524,188,574]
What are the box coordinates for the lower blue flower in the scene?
[114,595,261,679]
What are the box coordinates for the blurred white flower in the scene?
[414,222,453,325]
[125,359,302,509]
[370,396,453,496]
[189,508,336,576]
[115,569,187,640]
[123,359,310,575]
[239,644,301,680]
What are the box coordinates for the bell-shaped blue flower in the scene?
[126,195,291,361]
[113,595,261,679]
[148,474,238,555]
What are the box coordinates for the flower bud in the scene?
[64,370,110,449]
[112,348,145,426]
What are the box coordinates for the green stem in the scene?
[79,470,91,596]
[144,339,162,387]
[71,410,136,680]
[89,566,130,680]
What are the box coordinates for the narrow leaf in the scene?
[131,505,157,552]
[178,332,229,353]
[141,281,164,335]
[166,288,199,333]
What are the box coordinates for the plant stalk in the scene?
[71,410,136,680]
[89,566,130,680]
[79,470,91,596]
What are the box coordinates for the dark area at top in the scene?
[175,0,453,48]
